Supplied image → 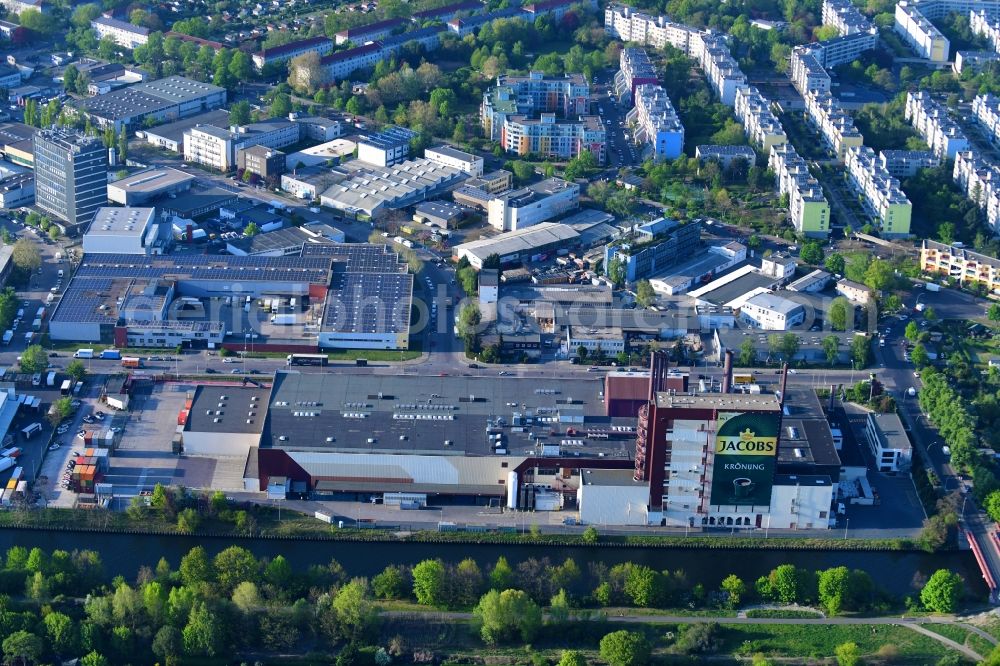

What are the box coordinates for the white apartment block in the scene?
[700,36,747,105]
[954,49,1000,73]
[740,293,805,330]
[804,91,864,162]
[734,86,787,154]
[953,150,1000,232]
[91,16,150,49]
[822,0,873,34]
[604,4,705,58]
[790,31,877,94]
[628,84,685,160]
[424,145,484,176]
[971,10,1000,54]
[321,42,384,81]
[183,121,301,171]
[768,142,831,237]
[894,1,949,62]
[973,93,1000,146]
[878,149,940,178]
[905,91,969,160]
[844,146,913,236]
[790,47,832,95]
[614,48,659,103]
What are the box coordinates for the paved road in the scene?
[382,609,990,660]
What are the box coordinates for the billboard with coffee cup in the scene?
[709,411,780,507]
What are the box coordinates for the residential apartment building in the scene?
[734,86,787,154]
[481,72,590,140]
[973,93,1000,146]
[905,91,969,160]
[604,4,704,57]
[971,10,1000,54]
[844,146,913,237]
[411,0,481,24]
[696,145,756,169]
[790,47,832,94]
[822,0,872,34]
[501,114,606,163]
[953,150,1000,232]
[91,16,149,49]
[425,145,484,176]
[768,143,831,237]
[320,42,384,81]
[921,237,1000,294]
[878,150,939,178]
[486,178,580,231]
[629,84,683,160]
[700,36,746,105]
[183,121,301,171]
[334,17,406,45]
[789,31,877,95]
[33,129,108,231]
[251,36,333,71]
[803,91,864,162]
[954,49,1000,74]
[894,0,949,62]
[614,48,659,103]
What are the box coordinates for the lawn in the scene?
[922,623,972,646]
[715,623,959,662]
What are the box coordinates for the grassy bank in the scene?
[0,507,922,552]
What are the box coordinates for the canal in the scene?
[0,529,985,599]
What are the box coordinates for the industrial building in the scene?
[33,129,108,232]
[453,211,614,268]
[0,121,35,168]
[486,178,580,231]
[356,126,417,167]
[603,218,702,283]
[184,121,301,172]
[107,168,195,205]
[225,225,342,256]
[739,292,805,330]
[237,145,285,180]
[137,109,231,152]
[864,412,912,473]
[48,243,413,350]
[0,173,34,208]
[79,75,227,132]
[319,157,466,219]
[82,207,160,255]
[424,145,484,176]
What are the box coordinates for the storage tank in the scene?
[506,471,518,509]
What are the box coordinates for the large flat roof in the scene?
[142,109,231,145]
[109,168,195,194]
[185,385,269,435]
[262,371,636,457]
[87,207,154,237]
[82,76,225,121]
[454,221,580,259]
[655,392,781,411]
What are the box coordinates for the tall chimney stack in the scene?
[829,384,836,411]
[779,363,789,408]
[721,350,733,394]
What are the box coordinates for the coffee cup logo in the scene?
[733,477,755,498]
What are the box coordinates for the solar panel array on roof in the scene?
[323,272,412,334]
[52,277,123,324]
[75,253,333,284]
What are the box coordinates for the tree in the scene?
[675,622,721,654]
[818,567,851,615]
[778,333,800,363]
[270,93,292,119]
[373,565,408,599]
[835,642,860,666]
[182,601,220,656]
[863,258,894,291]
[800,241,824,265]
[243,222,260,237]
[607,257,625,288]
[213,546,257,593]
[489,556,515,591]
[64,65,79,94]
[599,630,651,666]
[228,100,251,126]
[19,345,47,374]
[988,303,1000,323]
[19,8,57,34]
[558,650,588,666]
[923,306,937,321]
[822,336,840,366]
[287,52,328,94]
[905,321,920,341]
[80,651,109,666]
[412,559,447,607]
[2,631,43,665]
[985,490,1000,522]
[582,526,599,543]
[44,612,77,655]
[332,578,378,639]
[179,546,213,588]
[911,343,929,368]
[11,239,41,276]
[738,337,756,366]
[920,569,964,613]
[828,297,852,331]
[117,128,128,163]
[825,253,846,275]
[228,50,252,82]
[176,508,200,533]
[151,626,182,664]
[48,397,73,426]
[720,574,745,609]
[851,335,871,368]
[635,280,655,308]
[473,589,542,645]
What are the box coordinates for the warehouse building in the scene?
[319,158,466,219]
[83,207,160,255]
[487,178,579,231]
[357,126,418,167]
[108,168,195,205]
[79,75,227,132]
[424,145,484,176]
[137,109,231,152]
